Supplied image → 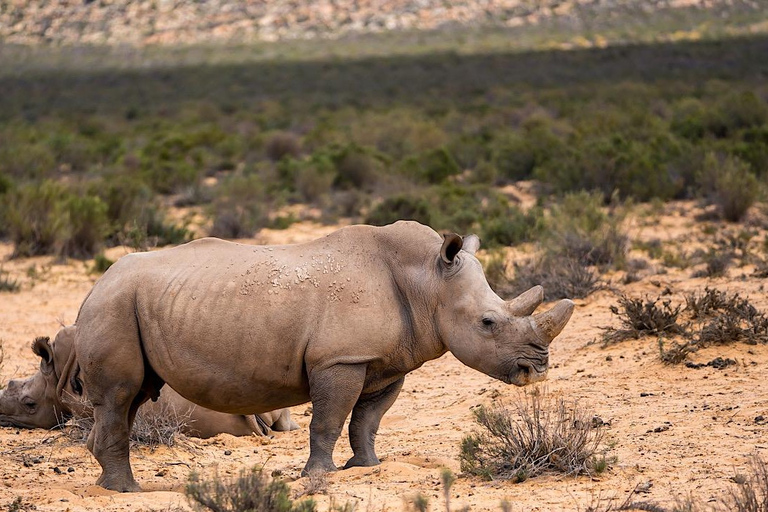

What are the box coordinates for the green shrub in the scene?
[186,467,316,512]
[403,147,461,184]
[707,91,768,138]
[58,194,110,258]
[712,155,759,222]
[91,253,114,274]
[492,118,567,182]
[124,206,191,250]
[480,206,543,248]
[5,180,68,257]
[139,133,202,194]
[543,191,628,268]
[210,173,268,239]
[366,194,433,226]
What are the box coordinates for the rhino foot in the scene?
[301,458,338,477]
[343,455,380,469]
[96,472,141,493]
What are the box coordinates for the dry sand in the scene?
[1,205,767,511]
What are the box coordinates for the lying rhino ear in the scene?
[32,337,54,375]
[462,234,481,255]
[441,233,463,264]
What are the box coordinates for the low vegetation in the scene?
[0,26,767,260]
[0,267,20,292]
[603,288,768,363]
[460,389,611,482]
[186,467,317,512]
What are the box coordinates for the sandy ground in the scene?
[1,205,768,512]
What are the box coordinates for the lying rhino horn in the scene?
[531,299,575,344]
[506,285,545,316]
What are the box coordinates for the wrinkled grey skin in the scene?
[0,326,298,438]
[73,221,574,491]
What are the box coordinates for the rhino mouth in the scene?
[0,416,39,429]
[504,360,548,387]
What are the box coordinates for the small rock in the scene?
[605,356,613,362]
[591,416,606,427]
[640,392,654,397]
[755,415,765,424]
[155,468,167,477]
[224,450,232,456]
[67,467,75,473]
[304,407,313,416]
[53,466,62,474]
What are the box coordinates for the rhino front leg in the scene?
[303,364,366,476]
[344,376,404,469]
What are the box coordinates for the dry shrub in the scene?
[604,288,768,364]
[460,389,610,482]
[64,397,191,449]
[725,454,768,512]
[186,467,316,512]
[511,256,601,301]
[686,288,768,346]
[265,132,302,162]
[299,469,328,497]
[603,296,684,344]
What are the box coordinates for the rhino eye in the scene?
[22,398,36,411]
[482,317,496,327]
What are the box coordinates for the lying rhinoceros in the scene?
[72,221,574,491]
[0,326,299,438]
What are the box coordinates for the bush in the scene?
[460,389,610,481]
[5,180,67,257]
[210,173,268,239]
[709,154,759,222]
[403,147,461,184]
[510,255,601,301]
[602,295,685,344]
[58,194,110,258]
[266,132,302,162]
[543,191,628,268]
[366,194,433,226]
[3,180,108,258]
[186,467,316,512]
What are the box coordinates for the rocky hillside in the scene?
[0,0,759,46]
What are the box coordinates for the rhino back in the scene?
[77,224,437,414]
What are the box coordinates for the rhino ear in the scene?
[441,233,463,264]
[462,234,481,255]
[31,337,54,375]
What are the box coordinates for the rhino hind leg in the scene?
[302,364,366,476]
[78,326,159,492]
[344,377,404,469]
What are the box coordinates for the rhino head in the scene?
[0,327,82,429]
[434,233,574,386]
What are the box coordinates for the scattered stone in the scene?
[53,466,62,474]
[685,357,738,370]
[224,450,232,456]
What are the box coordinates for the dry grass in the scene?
[511,256,602,301]
[460,388,610,482]
[64,396,192,449]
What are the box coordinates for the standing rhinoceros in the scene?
[73,221,574,491]
[0,326,299,437]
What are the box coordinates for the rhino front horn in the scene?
[507,285,545,316]
[531,299,575,344]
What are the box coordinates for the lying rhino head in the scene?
[434,234,573,386]
[0,327,81,429]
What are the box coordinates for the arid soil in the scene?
[1,205,768,511]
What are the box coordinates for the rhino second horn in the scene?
[531,299,575,344]
[507,285,545,316]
